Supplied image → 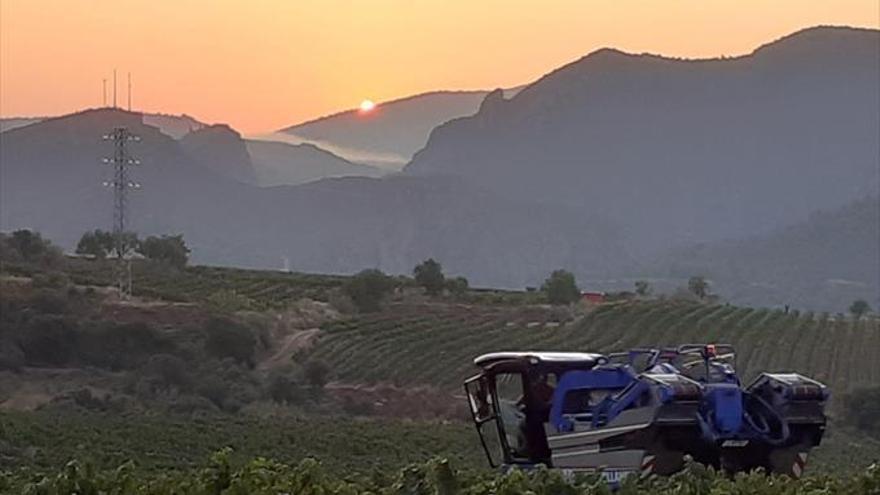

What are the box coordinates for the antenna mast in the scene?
[113,69,117,108]
[127,72,132,111]
[102,127,141,297]
[103,79,107,107]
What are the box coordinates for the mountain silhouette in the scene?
[2,27,877,311]
[275,89,520,168]
[180,124,258,184]
[406,26,880,255]
[246,140,386,186]
[0,108,628,287]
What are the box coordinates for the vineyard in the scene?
[0,410,483,475]
[9,258,350,310]
[311,300,880,398]
[3,448,879,494]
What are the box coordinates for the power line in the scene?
[102,127,141,297]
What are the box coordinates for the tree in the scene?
[344,269,395,312]
[445,276,469,297]
[413,258,445,296]
[850,300,871,318]
[76,229,115,258]
[137,234,190,268]
[8,229,56,262]
[541,270,580,305]
[688,276,710,300]
[203,317,256,366]
[634,280,651,297]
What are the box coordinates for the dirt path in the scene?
[259,328,321,370]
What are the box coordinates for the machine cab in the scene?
[464,351,606,467]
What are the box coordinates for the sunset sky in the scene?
[1,1,878,134]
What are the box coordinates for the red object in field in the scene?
[581,291,606,304]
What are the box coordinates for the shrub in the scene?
[850,300,871,318]
[203,317,257,366]
[4,230,63,267]
[844,386,880,437]
[29,288,69,314]
[77,321,174,370]
[445,276,469,297]
[8,229,50,261]
[688,276,710,300]
[541,269,580,305]
[266,371,304,405]
[414,258,445,296]
[31,272,70,290]
[140,353,192,392]
[197,376,231,409]
[344,269,395,313]
[137,234,190,268]
[75,229,115,258]
[303,359,331,390]
[18,315,77,366]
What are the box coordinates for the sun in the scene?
[359,99,376,112]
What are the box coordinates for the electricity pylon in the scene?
[102,127,141,297]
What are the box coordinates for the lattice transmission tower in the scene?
[102,127,141,297]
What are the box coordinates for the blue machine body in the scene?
[543,345,827,468]
[465,345,828,481]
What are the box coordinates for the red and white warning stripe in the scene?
[792,452,808,478]
[641,455,656,476]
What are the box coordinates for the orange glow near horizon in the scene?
[1,1,878,134]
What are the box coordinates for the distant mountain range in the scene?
[406,26,879,254]
[652,197,879,310]
[0,108,629,285]
[1,112,207,139]
[246,140,386,186]
[1,112,386,187]
[1,27,877,311]
[272,88,521,169]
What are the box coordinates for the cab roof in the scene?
[474,351,605,369]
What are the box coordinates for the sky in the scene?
[1,1,878,134]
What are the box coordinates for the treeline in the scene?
[3,451,879,494]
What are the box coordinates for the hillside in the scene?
[0,117,43,133]
[655,197,880,310]
[311,300,880,398]
[1,247,878,480]
[275,89,519,168]
[2,112,208,138]
[180,124,258,184]
[406,27,880,254]
[246,139,386,186]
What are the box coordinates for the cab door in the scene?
[465,372,531,467]
[465,374,505,467]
